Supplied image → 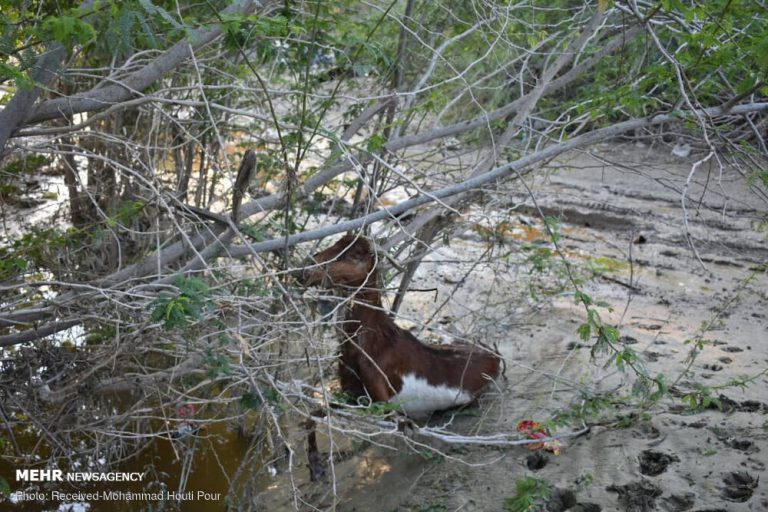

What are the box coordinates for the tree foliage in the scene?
[0,0,766,508]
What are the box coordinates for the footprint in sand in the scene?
[660,492,695,512]
[638,450,679,476]
[721,471,758,502]
[546,488,602,512]
[525,451,548,471]
[630,422,662,441]
[607,480,662,512]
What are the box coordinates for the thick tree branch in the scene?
[18,0,261,127]
[2,101,766,347]
[0,44,67,158]
[225,102,768,255]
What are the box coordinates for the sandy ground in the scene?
[264,143,768,511]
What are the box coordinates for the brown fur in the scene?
[303,234,501,408]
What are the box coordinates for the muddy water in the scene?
[1,420,261,511]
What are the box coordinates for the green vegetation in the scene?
[149,276,213,330]
[503,476,552,512]
[0,0,765,508]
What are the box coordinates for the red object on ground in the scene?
[517,420,563,455]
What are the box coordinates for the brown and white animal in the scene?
[302,234,501,417]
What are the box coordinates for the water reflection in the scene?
[1,419,272,512]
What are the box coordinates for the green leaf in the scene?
[0,62,34,90]
[575,291,592,307]
[205,350,231,378]
[577,323,591,342]
[587,308,599,327]
[366,133,386,153]
[602,325,620,343]
[137,0,185,32]
[148,276,213,330]
[240,391,263,410]
[263,386,281,405]
[503,477,551,512]
[40,15,96,46]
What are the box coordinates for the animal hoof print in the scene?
[722,471,757,502]
[525,451,548,471]
[638,450,679,476]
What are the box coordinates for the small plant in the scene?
[1,155,51,176]
[357,400,401,416]
[239,391,263,410]
[204,349,231,378]
[84,325,117,346]
[574,472,594,492]
[149,276,213,330]
[235,277,268,296]
[503,476,551,512]
[682,384,721,411]
[417,449,444,462]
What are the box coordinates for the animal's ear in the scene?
[340,235,373,262]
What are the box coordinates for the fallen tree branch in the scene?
[0,319,83,347]
[2,101,766,346]
[228,101,768,256]
[2,22,642,302]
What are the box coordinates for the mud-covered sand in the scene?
[265,143,767,511]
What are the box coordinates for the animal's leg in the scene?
[306,409,326,482]
[338,361,367,401]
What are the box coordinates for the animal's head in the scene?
[302,235,377,288]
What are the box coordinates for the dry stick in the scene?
[636,8,716,270]
[383,26,644,155]
[280,380,591,449]
[376,13,607,276]
[1,88,385,323]
[618,231,637,327]
[424,244,494,330]
[15,95,290,139]
[10,23,637,293]
[390,215,441,315]
[0,320,82,348]
[357,12,412,226]
[383,10,613,253]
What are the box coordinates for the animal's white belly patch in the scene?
[389,374,473,416]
